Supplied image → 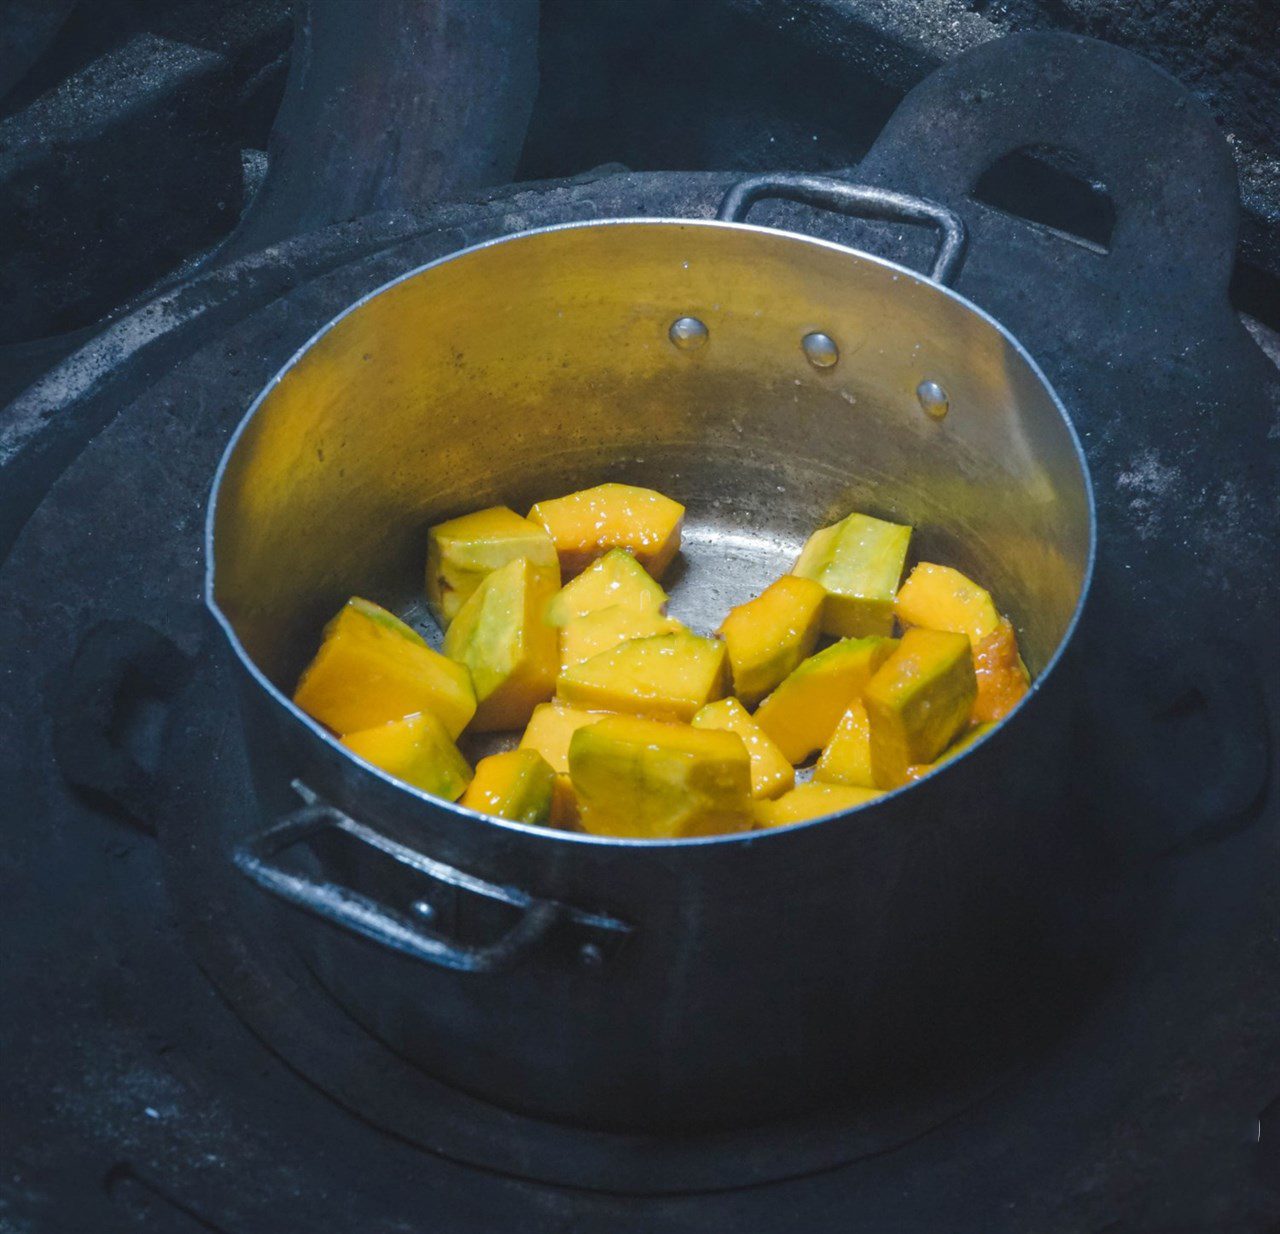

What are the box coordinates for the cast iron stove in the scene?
[1,6,1277,1232]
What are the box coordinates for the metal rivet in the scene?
[917,379,949,419]
[578,942,604,969]
[669,316,708,350]
[801,331,838,368]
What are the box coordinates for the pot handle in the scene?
[233,798,629,973]
[716,173,968,286]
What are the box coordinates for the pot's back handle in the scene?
[856,31,1237,298]
[234,795,630,973]
[717,175,968,286]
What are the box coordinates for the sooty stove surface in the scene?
[2,30,1278,1234]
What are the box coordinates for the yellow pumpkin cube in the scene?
[568,715,753,839]
[460,749,556,824]
[550,774,581,828]
[529,483,684,579]
[692,698,794,799]
[792,512,912,637]
[341,712,472,800]
[557,629,728,722]
[443,557,559,731]
[544,548,667,627]
[294,597,476,738]
[754,781,883,828]
[717,575,826,706]
[559,605,683,671]
[894,562,1000,646]
[905,721,997,782]
[971,618,1031,724]
[519,700,610,774]
[864,627,977,789]
[753,636,897,764]
[426,505,559,628]
[814,700,876,788]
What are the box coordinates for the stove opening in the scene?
[973,146,1115,254]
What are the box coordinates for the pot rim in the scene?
[205,215,1098,850]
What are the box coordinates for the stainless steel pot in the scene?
[207,175,1095,1132]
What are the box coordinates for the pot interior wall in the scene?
[211,220,1090,692]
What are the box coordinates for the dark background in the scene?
[1,0,1278,380]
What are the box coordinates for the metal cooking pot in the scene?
[207,175,1095,1132]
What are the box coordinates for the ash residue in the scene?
[1116,438,1278,614]
[1116,447,1180,542]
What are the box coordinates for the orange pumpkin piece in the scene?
[341,712,472,801]
[971,618,1030,724]
[864,628,976,789]
[904,721,997,782]
[529,484,684,579]
[460,749,556,824]
[550,775,582,828]
[717,575,825,707]
[294,597,476,738]
[442,558,559,732]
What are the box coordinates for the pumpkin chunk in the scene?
[559,604,683,671]
[545,548,667,627]
[519,700,610,774]
[550,775,581,828]
[971,618,1030,724]
[460,749,556,824]
[294,597,476,737]
[814,700,876,788]
[426,505,559,628]
[717,575,825,707]
[557,629,727,722]
[895,562,1000,646]
[443,558,558,731]
[341,712,472,800]
[864,627,977,789]
[905,722,997,782]
[692,697,794,799]
[754,636,897,764]
[792,512,911,637]
[569,715,752,839]
[529,483,684,579]
[754,781,882,828]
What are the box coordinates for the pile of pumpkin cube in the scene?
[293,483,1029,839]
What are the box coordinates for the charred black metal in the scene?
[724,0,1280,317]
[0,3,292,358]
[222,0,539,258]
[0,13,1277,1234]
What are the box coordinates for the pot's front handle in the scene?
[233,799,629,973]
[716,173,968,286]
